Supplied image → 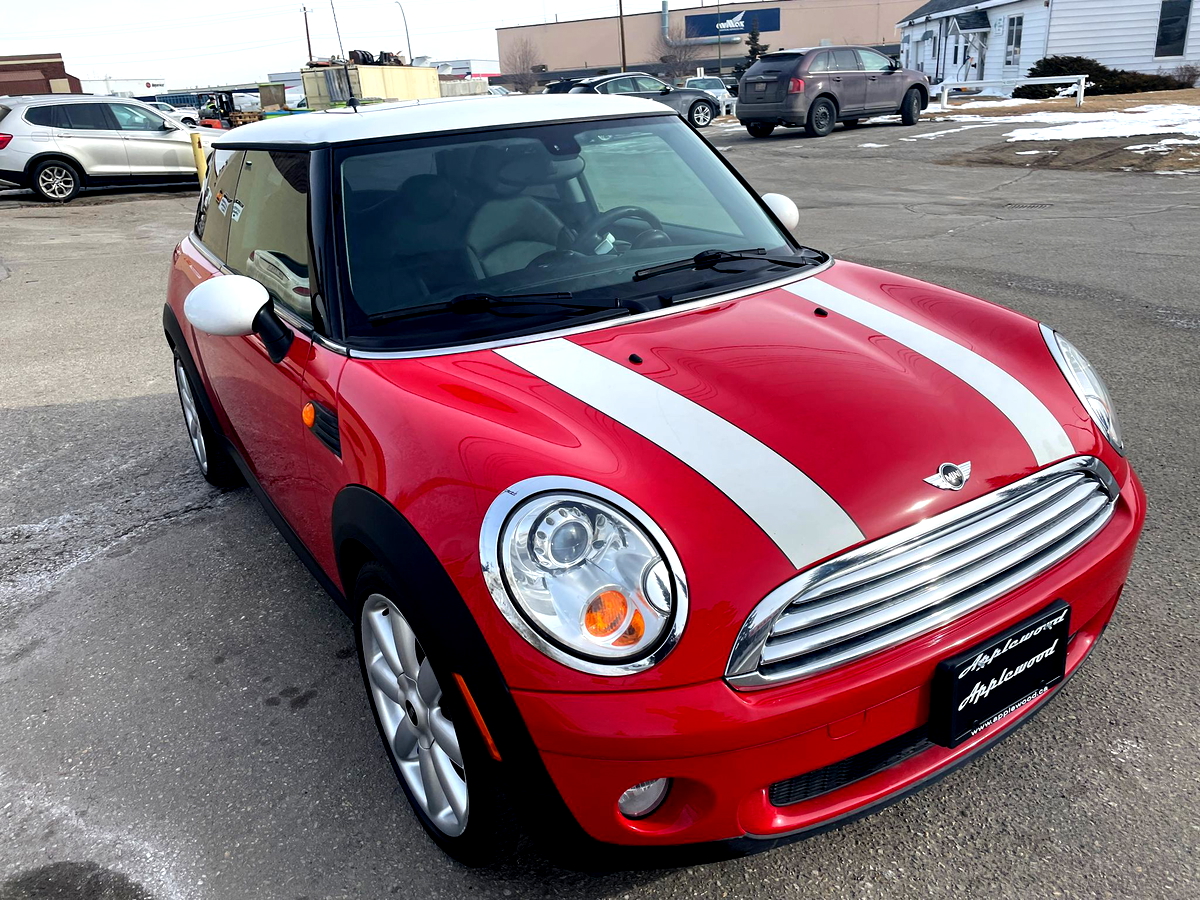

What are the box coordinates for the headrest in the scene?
[397,174,457,219]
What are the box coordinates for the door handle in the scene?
[831,76,842,82]
[53,132,72,139]
[869,75,879,81]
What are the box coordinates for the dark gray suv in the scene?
[737,46,929,138]
[569,73,719,127]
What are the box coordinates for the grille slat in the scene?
[728,458,1119,689]
[771,478,1100,639]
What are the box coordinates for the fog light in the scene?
[617,777,670,819]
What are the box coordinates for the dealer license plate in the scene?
[929,601,1070,748]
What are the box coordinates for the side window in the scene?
[194,149,243,260]
[858,49,895,71]
[634,76,668,91]
[597,77,635,94]
[110,104,168,131]
[25,105,65,127]
[62,103,113,130]
[226,150,312,324]
[1156,0,1192,57]
[831,49,860,71]
[808,52,831,74]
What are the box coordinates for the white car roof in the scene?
[213,94,671,147]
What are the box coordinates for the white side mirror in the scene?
[762,193,800,231]
[184,275,269,336]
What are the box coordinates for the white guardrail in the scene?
[937,75,1088,109]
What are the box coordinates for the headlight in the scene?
[480,478,688,675]
[1041,325,1123,454]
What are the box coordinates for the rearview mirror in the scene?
[761,193,800,231]
[185,275,294,363]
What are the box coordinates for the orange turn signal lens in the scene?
[613,609,645,647]
[584,590,628,638]
[301,401,316,428]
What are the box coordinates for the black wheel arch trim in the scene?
[26,152,88,185]
[331,483,594,853]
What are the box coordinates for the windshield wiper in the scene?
[368,291,632,325]
[632,248,823,282]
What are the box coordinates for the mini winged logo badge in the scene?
[924,461,972,491]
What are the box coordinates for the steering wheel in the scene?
[572,206,665,254]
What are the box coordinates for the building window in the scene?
[1155,0,1192,57]
[1005,15,1024,66]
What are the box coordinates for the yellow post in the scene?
[190,133,207,186]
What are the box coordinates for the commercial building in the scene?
[898,0,1200,83]
[78,76,167,97]
[497,0,916,83]
[0,53,81,95]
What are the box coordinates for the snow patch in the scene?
[1014,150,1042,155]
[899,123,1000,141]
[935,97,1041,111]
[858,142,889,148]
[1125,137,1200,154]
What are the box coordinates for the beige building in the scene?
[498,0,914,82]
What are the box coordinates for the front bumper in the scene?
[512,468,1145,847]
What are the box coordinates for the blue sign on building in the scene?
[684,7,781,38]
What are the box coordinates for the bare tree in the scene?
[501,37,542,93]
[651,23,704,84]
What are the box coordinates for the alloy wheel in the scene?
[692,104,713,126]
[37,165,75,200]
[174,358,208,474]
[362,594,468,837]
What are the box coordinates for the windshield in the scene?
[688,78,726,91]
[336,115,816,350]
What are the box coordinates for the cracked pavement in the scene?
[1,121,1197,900]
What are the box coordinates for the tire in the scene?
[173,353,241,488]
[354,562,519,866]
[900,88,922,126]
[688,101,715,128]
[746,122,775,138]
[842,118,861,129]
[805,97,837,137]
[30,158,82,202]
[181,117,197,126]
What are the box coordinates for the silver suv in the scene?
[0,95,217,201]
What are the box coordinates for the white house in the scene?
[897,0,1200,84]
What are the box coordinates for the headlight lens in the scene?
[481,480,687,673]
[1042,325,1123,454]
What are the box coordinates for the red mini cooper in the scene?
[164,95,1145,864]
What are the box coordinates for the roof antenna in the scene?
[342,60,360,111]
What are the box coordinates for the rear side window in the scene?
[60,103,113,130]
[225,150,312,324]
[831,49,860,71]
[194,149,243,259]
[0,105,9,125]
[25,105,62,127]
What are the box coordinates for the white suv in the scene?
[146,101,201,126]
[0,95,217,202]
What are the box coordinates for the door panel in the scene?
[858,49,907,111]
[109,103,194,174]
[827,47,867,115]
[48,103,128,175]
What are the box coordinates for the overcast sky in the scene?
[5,0,716,88]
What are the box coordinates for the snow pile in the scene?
[1001,104,1200,142]
[1125,137,1200,154]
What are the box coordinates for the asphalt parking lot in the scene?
[1,115,1197,900]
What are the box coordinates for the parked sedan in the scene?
[166,94,1143,865]
[570,72,719,127]
[0,95,218,201]
[146,100,201,126]
[737,45,930,137]
[684,76,733,115]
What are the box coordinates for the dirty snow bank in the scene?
[1001,104,1200,142]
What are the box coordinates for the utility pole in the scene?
[301,6,313,64]
[617,0,628,72]
[330,0,345,60]
[716,0,722,75]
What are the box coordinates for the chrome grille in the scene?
[727,457,1119,689]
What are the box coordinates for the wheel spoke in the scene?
[390,612,421,677]
[432,743,468,821]
[416,658,441,707]
[391,713,420,760]
[366,606,404,676]
[367,657,404,704]
[418,744,449,814]
[428,707,462,767]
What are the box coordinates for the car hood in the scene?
[491,261,1102,573]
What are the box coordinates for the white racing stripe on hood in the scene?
[787,278,1074,466]
[497,338,865,571]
